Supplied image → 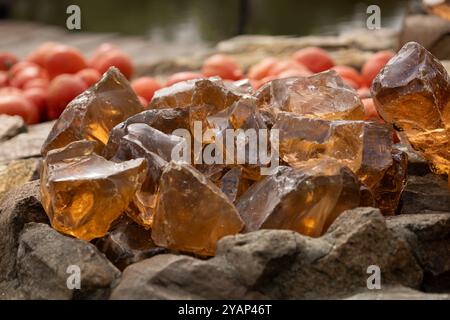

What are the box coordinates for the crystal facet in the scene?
[236,160,361,237]
[255,70,365,120]
[151,161,244,256]
[103,107,190,159]
[111,123,184,228]
[219,167,252,203]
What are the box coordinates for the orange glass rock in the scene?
[236,160,361,237]
[255,70,365,120]
[40,140,147,241]
[372,41,450,175]
[273,112,393,180]
[207,97,271,181]
[151,161,244,256]
[103,107,190,159]
[273,112,407,214]
[111,123,184,228]
[41,67,143,156]
[149,77,245,110]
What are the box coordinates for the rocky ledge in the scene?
[0,179,449,300]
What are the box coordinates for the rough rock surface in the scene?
[0,181,48,281]
[111,207,422,299]
[0,159,40,201]
[16,223,120,299]
[387,212,450,292]
[110,254,263,300]
[401,174,450,214]
[0,121,54,162]
[0,115,25,142]
[345,286,450,300]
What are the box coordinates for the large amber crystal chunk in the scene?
[151,161,244,256]
[41,67,143,156]
[273,112,393,182]
[372,41,450,174]
[255,70,365,120]
[273,112,407,215]
[40,140,147,241]
[236,160,361,237]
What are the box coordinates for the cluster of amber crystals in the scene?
[40,44,447,256]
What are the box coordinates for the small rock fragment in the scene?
[401,174,450,214]
[0,115,25,142]
[0,159,40,201]
[96,217,166,271]
[17,223,120,299]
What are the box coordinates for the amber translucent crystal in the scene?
[255,70,365,120]
[112,123,184,228]
[151,161,244,256]
[96,216,166,270]
[273,112,407,214]
[150,77,245,110]
[236,160,361,237]
[273,112,393,184]
[372,41,450,174]
[219,167,252,203]
[103,107,190,159]
[40,140,147,241]
[207,97,269,179]
[41,67,143,156]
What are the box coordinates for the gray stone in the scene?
[17,223,121,300]
[111,207,422,299]
[401,174,450,214]
[110,254,262,300]
[0,159,40,201]
[0,280,26,300]
[387,212,450,292]
[0,115,25,142]
[0,180,48,281]
[399,14,450,60]
[0,121,54,161]
[345,286,450,300]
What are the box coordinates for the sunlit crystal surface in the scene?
[40,140,147,241]
[372,41,450,174]
[41,67,143,156]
